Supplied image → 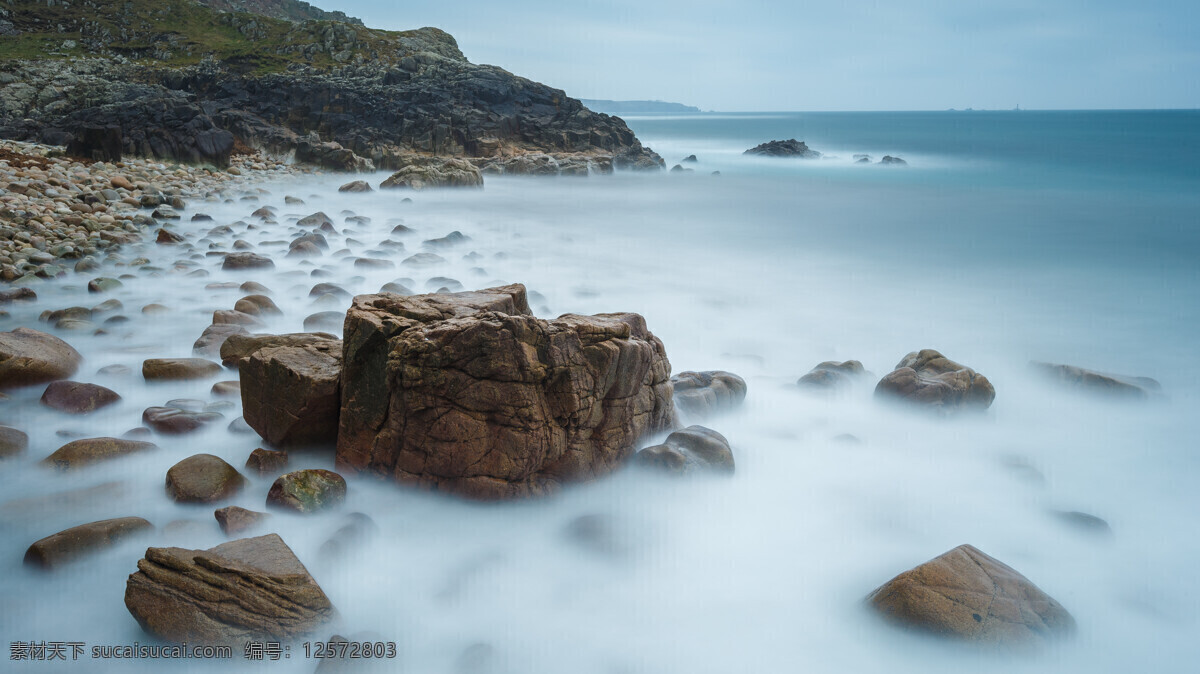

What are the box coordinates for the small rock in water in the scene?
[42,437,157,470]
[338,180,373,193]
[0,425,30,459]
[142,405,223,435]
[166,454,247,503]
[87,277,122,293]
[142,357,222,381]
[1052,510,1113,536]
[267,469,347,514]
[211,380,241,397]
[634,425,735,475]
[39,380,121,414]
[222,252,274,271]
[245,447,289,477]
[214,506,270,536]
[797,360,869,392]
[0,327,83,388]
[1030,361,1162,400]
[670,371,747,419]
[24,517,153,569]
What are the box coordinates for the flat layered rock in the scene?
[875,350,995,412]
[43,437,157,470]
[40,380,121,414]
[142,358,223,381]
[241,340,342,447]
[0,327,83,389]
[336,284,676,499]
[124,534,336,645]
[25,517,153,569]
[866,544,1075,651]
[671,371,746,419]
[219,332,338,368]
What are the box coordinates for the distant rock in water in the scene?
[744,139,821,158]
[682,154,698,163]
[1030,361,1162,400]
[866,544,1075,651]
[875,349,994,413]
[880,155,908,165]
[797,360,870,392]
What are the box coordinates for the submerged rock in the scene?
[24,517,153,569]
[797,360,869,391]
[0,327,83,389]
[880,155,908,165]
[222,252,274,271]
[214,506,270,536]
[866,544,1074,651]
[1030,361,1162,400]
[267,469,347,513]
[124,534,336,645]
[336,284,676,499]
[744,139,821,158]
[245,447,290,477]
[0,424,29,459]
[142,358,222,381]
[43,437,157,470]
[634,425,735,475]
[165,454,246,503]
[875,350,995,412]
[670,370,746,420]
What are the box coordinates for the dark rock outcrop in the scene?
[866,544,1074,651]
[124,533,336,645]
[336,284,676,499]
[0,327,83,389]
[240,338,342,447]
[24,517,153,569]
[670,371,747,420]
[744,139,821,158]
[875,350,995,412]
[634,425,734,475]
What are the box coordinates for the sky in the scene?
[320,0,1199,111]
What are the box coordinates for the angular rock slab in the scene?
[25,517,152,569]
[124,534,336,645]
[0,327,83,389]
[671,370,746,419]
[336,284,676,499]
[875,349,995,412]
[866,544,1075,651]
[240,339,342,447]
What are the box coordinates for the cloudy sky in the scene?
[322,0,1199,111]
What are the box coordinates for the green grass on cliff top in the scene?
[2,0,426,74]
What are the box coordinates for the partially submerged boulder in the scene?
[634,425,734,475]
[336,284,676,499]
[166,454,246,503]
[0,424,28,459]
[379,156,483,190]
[142,358,222,381]
[266,469,347,514]
[43,437,157,470]
[670,371,746,419]
[0,327,83,388]
[214,506,270,536]
[1030,361,1162,400]
[124,534,336,645]
[875,350,995,412]
[40,380,121,414]
[240,339,342,447]
[25,517,153,569]
[797,360,869,391]
[743,139,821,158]
[866,544,1075,651]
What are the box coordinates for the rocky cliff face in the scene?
[195,0,362,25]
[0,0,663,170]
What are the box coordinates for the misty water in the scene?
[2,110,1198,672]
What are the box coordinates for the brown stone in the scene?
[142,358,223,381]
[142,406,223,434]
[193,324,249,358]
[336,284,676,499]
[24,517,153,569]
[875,350,995,412]
[338,180,373,193]
[43,437,157,470]
[267,469,347,513]
[670,371,747,419]
[866,544,1075,651]
[219,332,338,368]
[634,425,734,475]
[212,380,240,397]
[124,534,336,645]
[1031,361,1162,400]
[1,424,29,459]
[797,360,868,391]
[156,228,184,244]
[240,340,342,447]
[40,380,121,414]
[0,327,83,388]
[214,506,270,536]
[222,252,274,270]
[245,448,290,477]
[234,294,282,317]
[165,454,246,503]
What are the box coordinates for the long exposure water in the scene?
[1,110,1197,672]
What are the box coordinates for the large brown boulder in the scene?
[0,327,83,389]
[240,339,342,447]
[25,517,153,569]
[43,437,157,470]
[874,349,995,412]
[336,284,676,499]
[124,534,336,645]
[266,469,347,514]
[866,544,1075,651]
[1030,361,1162,400]
[670,371,747,419]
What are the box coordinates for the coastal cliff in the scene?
[0,0,663,170]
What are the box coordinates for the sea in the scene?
[0,109,1197,673]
